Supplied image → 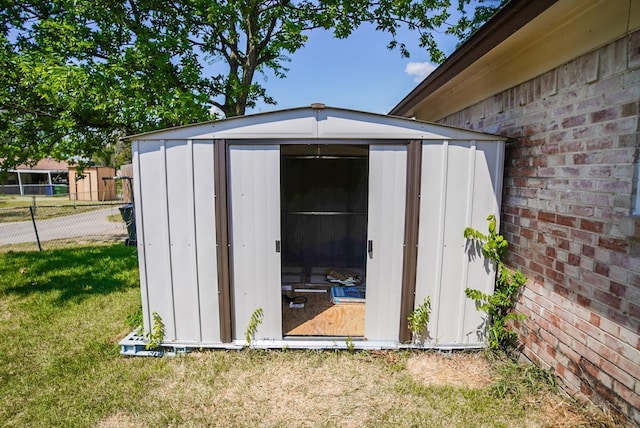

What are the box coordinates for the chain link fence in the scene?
[0,199,132,252]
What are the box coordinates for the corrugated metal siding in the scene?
[460,141,504,340]
[228,145,282,341]
[193,141,221,342]
[135,139,219,344]
[166,140,199,341]
[414,140,503,346]
[132,141,151,336]
[364,146,407,341]
[136,140,176,340]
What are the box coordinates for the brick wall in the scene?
[438,30,640,425]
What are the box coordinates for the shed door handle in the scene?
[275,240,281,253]
[368,240,373,257]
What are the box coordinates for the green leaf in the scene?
[1,0,503,168]
[463,215,527,352]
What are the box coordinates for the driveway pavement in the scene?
[0,207,127,245]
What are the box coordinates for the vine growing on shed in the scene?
[464,215,526,352]
[408,296,431,346]
[145,311,165,350]
[244,308,264,349]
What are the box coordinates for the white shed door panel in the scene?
[229,145,282,341]
[364,145,407,341]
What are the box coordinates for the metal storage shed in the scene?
[68,166,118,201]
[125,105,505,351]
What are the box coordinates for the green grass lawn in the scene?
[0,195,118,208]
[0,244,620,427]
[0,195,123,223]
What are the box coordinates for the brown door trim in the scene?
[398,140,422,343]
[214,139,232,343]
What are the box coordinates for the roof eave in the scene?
[389,0,558,117]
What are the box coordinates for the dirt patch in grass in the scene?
[137,350,623,428]
[97,412,140,428]
[150,351,420,427]
[406,351,492,389]
[109,328,133,345]
[0,299,10,321]
[535,394,622,428]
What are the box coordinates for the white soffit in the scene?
[411,0,640,121]
[126,107,505,142]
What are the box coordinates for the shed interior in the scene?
[280,144,369,337]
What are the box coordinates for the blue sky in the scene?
[244,23,463,116]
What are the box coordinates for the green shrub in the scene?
[464,215,526,352]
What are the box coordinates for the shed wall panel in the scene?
[192,140,220,343]
[415,141,447,342]
[439,142,472,344]
[461,142,502,342]
[229,145,282,341]
[132,142,151,334]
[137,140,176,340]
[364,145,407,341]
[165,140,200,342]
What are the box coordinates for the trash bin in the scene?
[119,203,137,246]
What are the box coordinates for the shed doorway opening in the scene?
[280,144,368,337]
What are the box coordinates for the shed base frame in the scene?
[119,330,190,357]
[119,330,484,356]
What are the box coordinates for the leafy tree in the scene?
[0,0,505,170]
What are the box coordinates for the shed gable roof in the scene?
[125,106,505,142]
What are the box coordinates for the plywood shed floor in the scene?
[282,267,365,337]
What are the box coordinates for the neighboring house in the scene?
[391,0,639,424]
[0,159,118,201]
[0,158,69,196]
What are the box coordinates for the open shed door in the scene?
[229,145,282,341]
[364,145,407,341]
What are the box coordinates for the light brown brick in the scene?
[613,381,640,409]
[580,50,600,84]
[630,29,640,69]
[598,237,629,252]
[580,219,604,233]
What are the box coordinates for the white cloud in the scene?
[405,62,437,83]
[209,105,225,119]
